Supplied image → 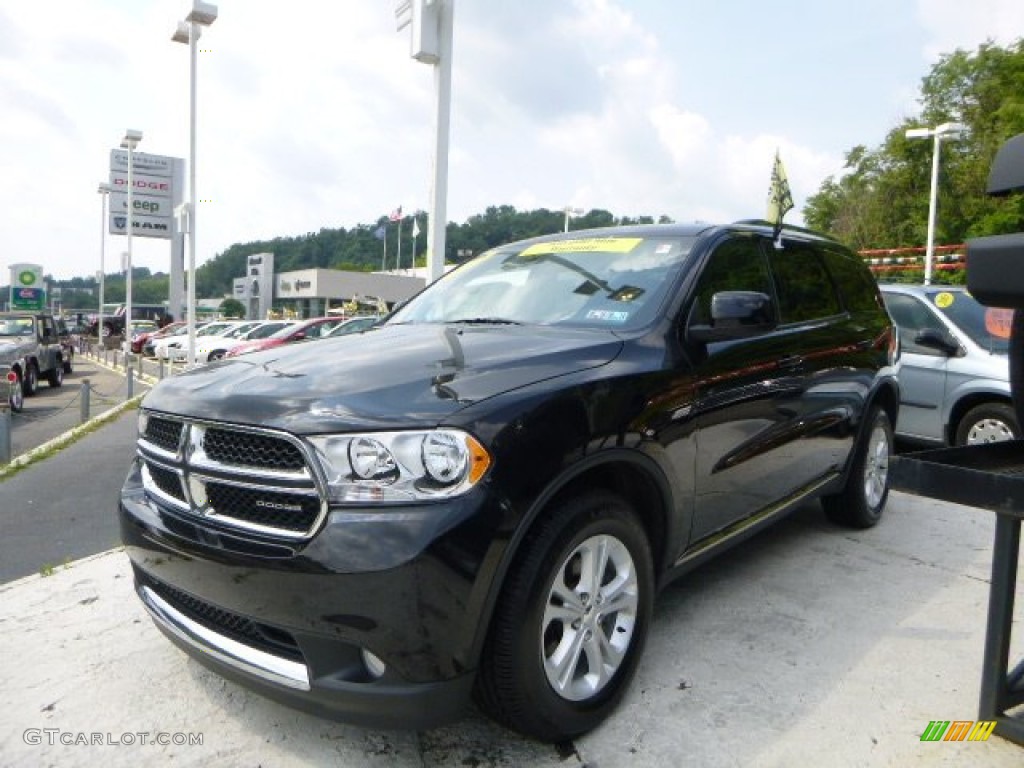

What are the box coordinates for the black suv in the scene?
[121,221,898,741]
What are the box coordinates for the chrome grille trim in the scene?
[137,412,328,540]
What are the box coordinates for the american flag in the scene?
[389,206,403,222]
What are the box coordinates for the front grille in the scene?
[137,413,325,540]
[149,578,304,662]
[206,483,319,533]
[146,462,186,502]
[204,429,306,471]
[145,416,183,453]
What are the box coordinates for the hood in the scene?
[0,337,32,362]
[142,323,623,433]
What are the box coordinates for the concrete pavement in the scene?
[1,484,1021,766]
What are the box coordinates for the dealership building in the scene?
[232,253,426,319]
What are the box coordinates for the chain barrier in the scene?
[9,388,84,423]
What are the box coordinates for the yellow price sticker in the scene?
[520,237,643,257]
[933,292,955,309]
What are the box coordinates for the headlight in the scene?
[137,410,149,438]
[309,429,491,504]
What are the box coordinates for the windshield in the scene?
[223,322,262,338]
[928,289,1012,353]
[389,235,695,331]
[246,322,292,339]
[0,317,34,337]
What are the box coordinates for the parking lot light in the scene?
[905,122,966,285]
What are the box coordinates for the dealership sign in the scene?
[109,149,179,240]
[8,263,45,310]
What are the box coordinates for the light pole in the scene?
[563,206,584,233]
[396,0,454,284]
[905,122,965,285]
[173,0,218,367]
[97,183,111,351]
[120,129,142,365]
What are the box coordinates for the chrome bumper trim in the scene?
[140,586,311,691]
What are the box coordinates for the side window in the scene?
[821,246,881,313]
[882,293,945,356]
[690,237,774,325]
[768,244,842,324]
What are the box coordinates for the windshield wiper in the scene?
[449,317,522,325]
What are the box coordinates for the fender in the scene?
[464,445,680,666]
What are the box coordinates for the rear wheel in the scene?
[823,408,892,529]
[955,402,1019,445]
[474,491,653,742]
[47,362,63,387]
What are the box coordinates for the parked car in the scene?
[134,321,185,355]
[122,321,159,354]
[152,321,238,360]
[123,222,899,742]
[167,320,296,363]
[880,284,1018,445]
[225,317,345,357]
[323,315,380,337]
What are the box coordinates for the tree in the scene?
[219,297,245,318]
[805,39,1024,251]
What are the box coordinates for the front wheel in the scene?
[474,491,653,742]
[823,407,893,529]
[47,363,63,388]
[22,364,38,397]
[955,403,1019,446]
[8,372,24,412]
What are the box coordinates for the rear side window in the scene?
[821,246,881,313]
[768,243,842,324]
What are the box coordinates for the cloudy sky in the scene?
[1,0,1022,281]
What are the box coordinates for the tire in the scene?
[9,372,24,412]
[47,362,63,388]
[474,491,654,742]
[22,364,38,397]
[823,408,893,529]
[955,402,1019,446]
[208,350,226,361]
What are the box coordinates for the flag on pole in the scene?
[389,206,403,222]
[411,217,420,238]
[766,150,794,246]
[373,226,386,240]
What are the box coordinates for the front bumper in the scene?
[120,460,504,729]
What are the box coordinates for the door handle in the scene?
[778,354,804,368]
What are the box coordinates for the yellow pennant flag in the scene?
[766,150,794,226]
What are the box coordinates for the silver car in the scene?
[881,284,1018,445]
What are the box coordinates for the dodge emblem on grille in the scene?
[187,476,209,509]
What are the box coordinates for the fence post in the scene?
[80,379,90,423]
[158,359,165,380]
[127,366,134,399]
[0,404,10,465]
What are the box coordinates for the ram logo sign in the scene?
[920,720,997,742]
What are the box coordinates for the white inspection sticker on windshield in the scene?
[586,310,630,323]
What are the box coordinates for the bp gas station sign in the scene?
[8,263,45,310]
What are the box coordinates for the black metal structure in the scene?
[892,132,1024,746]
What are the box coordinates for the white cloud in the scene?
[917,0,1024,61]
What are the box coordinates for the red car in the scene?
[225,317,343,357]
[133,321,185,355]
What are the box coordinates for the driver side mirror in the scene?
[914,328,962,357]
[689,291,776,343]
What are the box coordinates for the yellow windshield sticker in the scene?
[520,237,643,256]
[933,292,955,309]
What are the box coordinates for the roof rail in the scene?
[732,219,832,239]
